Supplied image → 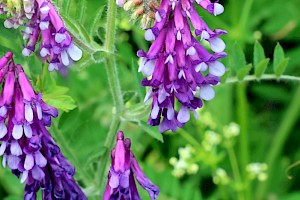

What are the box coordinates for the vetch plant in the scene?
[0,0,300,199]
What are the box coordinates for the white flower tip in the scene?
[209,37,226,53]
[144,88,153,103]
[177,106,190,123]
[39,21,49,30]
[25,13,33,19]
[48,63,58,71]
[195,62,208,72]
[214,3,224,16]
[20,171,29,183]
[12,125,23,140]
[151,102,160,119]
[55,33,67,43]
[201,30,210,40]
[22,48,31,57]
[178,69,186,80]
[0,122,8,139]
[142,60,155,77]
[40,48,50,57]
[25,104,33,122]
[61,50,70,66]
[67,43,83,61]
[145,29,155,41]
[176,31,182,41]
[40,5,50,14]
[200,85,215,101]
[24,125,33,138]
[155,11,162,22]
[209,61,226,77]
[186,46,196,56]
[167,107,174,120]
[116,0,126,7]
[165,55,174,64]
[4,20,13,28]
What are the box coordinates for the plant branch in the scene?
[94,0,124,197]
[225,74,300,84]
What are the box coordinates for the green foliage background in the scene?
[0,0,300,199]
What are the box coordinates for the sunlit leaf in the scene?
[273,43,285,68]
[274,58,289,78]
[253,41,265,66]
[255,58,270,79]
[237,64,253,81]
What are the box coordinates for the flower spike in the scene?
[0,1,82,71]
[0,52,87,200]
[138,0,227,132]
[103,131,160,200]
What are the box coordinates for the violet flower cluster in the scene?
[0,52,87,200]
[104,131,160,200]
[0,0,82,71]
[137,0,227,132]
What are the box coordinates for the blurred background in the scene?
[0,0,300,199]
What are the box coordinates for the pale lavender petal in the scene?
[0,122,8,138]
[200,85,215,101]
[10,141,23,156]
[24,124,33,138]
[24,154,34,170]
[25,104,33,122]
[12,124,23,139]
[177,106,190,123]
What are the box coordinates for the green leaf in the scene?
[44,95,76,112]
[253,41,265,66]
[273,43,285,68]
[274,58,290,78]
[138,121,164,142]
[237,64,253,81]
[255,58,270,79]
[228,42,246,74]
[58,108,80,131]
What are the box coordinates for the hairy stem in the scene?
[225,74,300,84]
[94,0,124,197]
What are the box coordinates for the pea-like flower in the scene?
[0,52,87,200]
[138,0,227,132]
[0,0,82,71]
[103,131,160,200]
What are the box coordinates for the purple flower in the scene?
[103,131,160,200]
[0,0,82,71]
[138,0,227,132]
[0,52,87,200]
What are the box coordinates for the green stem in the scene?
[94,0,124,197]
[177,129,202,147]
[239,0,254,35]
[225,74,300,84]
[227,145,244,200]
[236,83,250,200]
[256,85,300,199]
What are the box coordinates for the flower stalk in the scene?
[95,0,125,197]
